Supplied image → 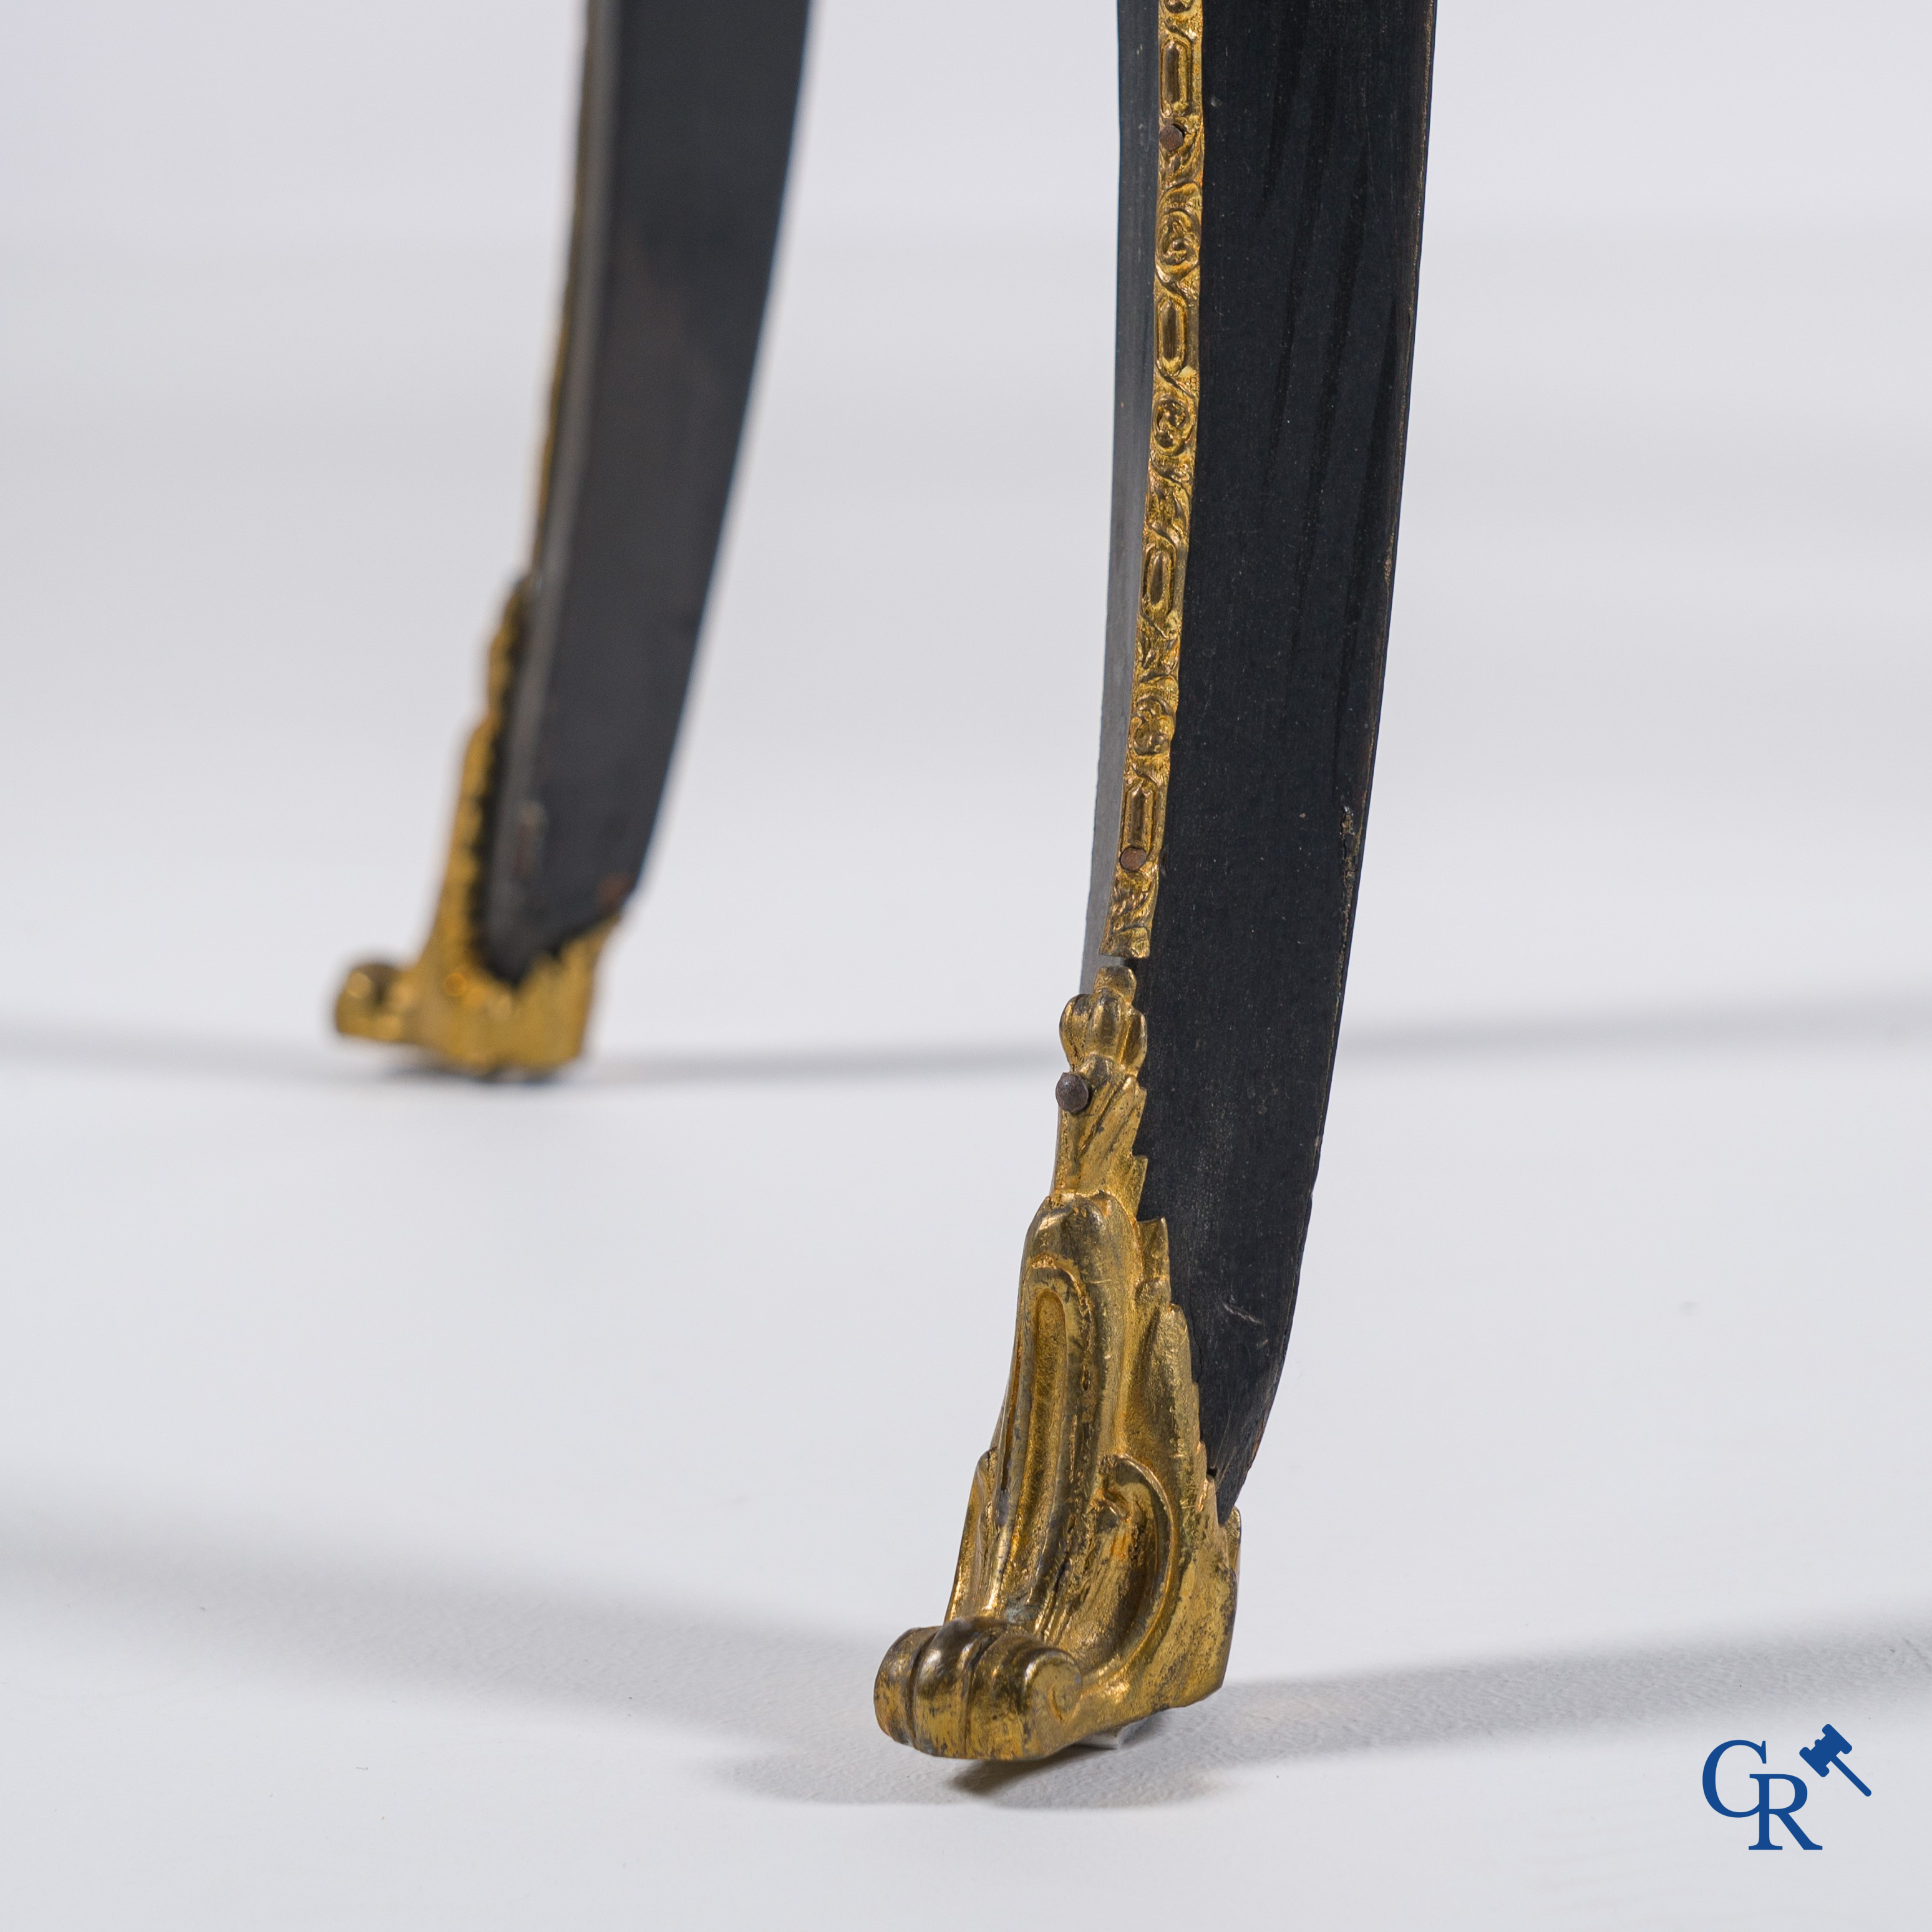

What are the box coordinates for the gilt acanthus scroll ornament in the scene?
[1102,0,1202,960]
[874,0,1225,1763]
[874,969,1239,1759]
[333,585,609,1075]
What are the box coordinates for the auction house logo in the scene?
[1702,1726,1872,1849]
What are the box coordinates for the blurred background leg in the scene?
[335,0,811,1073]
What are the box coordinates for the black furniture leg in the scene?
[336,0,810,1072]
[876,0,1435,1760]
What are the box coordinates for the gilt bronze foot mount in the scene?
[334,588,609,1076]
[876,969,1240,1760]
[876,0,1433,1761]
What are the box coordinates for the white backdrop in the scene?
[4,1,1931,248]
[1,5,1927,1926]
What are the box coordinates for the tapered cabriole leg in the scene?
[335,0,810,1073]
[876,0,1435,1761]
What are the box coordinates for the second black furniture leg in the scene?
[336,0,811,1072]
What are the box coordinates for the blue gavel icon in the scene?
[1798,1725,1871,1797]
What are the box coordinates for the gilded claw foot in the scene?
[333,586,609,1075]
[875,968,1240,1760]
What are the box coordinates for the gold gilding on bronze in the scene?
[1102,0,1203,959]
[875,0,1228,1764]
[875,968,1239,1759]
[333,586,608,1074]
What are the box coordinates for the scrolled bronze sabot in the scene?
[877,0,1436,1759]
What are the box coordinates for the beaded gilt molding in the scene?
[875,0,1234,1764]
[1102,0,1204,959]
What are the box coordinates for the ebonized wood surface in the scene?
[1093,0,1435,1512]
[480,0,810,983]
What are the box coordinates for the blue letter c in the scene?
[1703,1739,1767,1818]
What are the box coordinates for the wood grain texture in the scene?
[480,0,810,983]
[1129,0,1435,1511]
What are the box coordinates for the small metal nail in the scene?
[1056,1072,1093,1114]
[1119,846,1148,873]
[1158,120,1184,154]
